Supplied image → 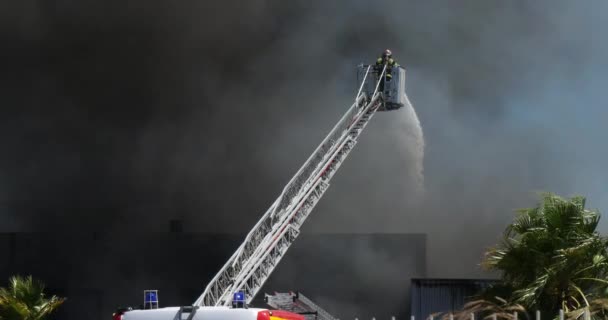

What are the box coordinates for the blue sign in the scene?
[233,291,245,302]
[145,291,158,303]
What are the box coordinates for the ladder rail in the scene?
[195,64,386,307]
[355,65,372,103]
[195,95,368,306]
[269,93,365,220]
[224,114,373,301]
[229,98,381,306]
[269,64,385,223]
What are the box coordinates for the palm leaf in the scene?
[470,192,608,318]
[0,275,65,320]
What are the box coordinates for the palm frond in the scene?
[0,275,65,320]
[513,273,549,306]
[458,192,608,319]
[450,298,526,320]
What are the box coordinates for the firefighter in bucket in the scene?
[375,49,399,92]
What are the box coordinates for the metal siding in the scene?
[410,279,498,320]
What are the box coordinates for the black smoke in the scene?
[1,0,608,318]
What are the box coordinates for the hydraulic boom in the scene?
[195,63,408,307]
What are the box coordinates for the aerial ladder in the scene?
[265,292,339,320]
[193,61,412,308]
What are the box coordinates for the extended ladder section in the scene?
[265,292,339,320]
[194,64,390,307]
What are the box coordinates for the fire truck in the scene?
[114,62,411,320]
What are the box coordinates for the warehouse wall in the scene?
[410,279,498,320]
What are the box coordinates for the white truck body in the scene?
[122,306,267,320]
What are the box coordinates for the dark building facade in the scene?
[0,232,426,320]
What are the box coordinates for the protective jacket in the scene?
[375,57,399,78]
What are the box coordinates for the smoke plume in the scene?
[2,0,608,318]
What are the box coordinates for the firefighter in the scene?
[375,49,399,81]
[375,49,399,93]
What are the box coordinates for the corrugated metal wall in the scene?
[410,279,498,320]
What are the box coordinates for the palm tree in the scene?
[460,193,608,320]
[0,275,65,320]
